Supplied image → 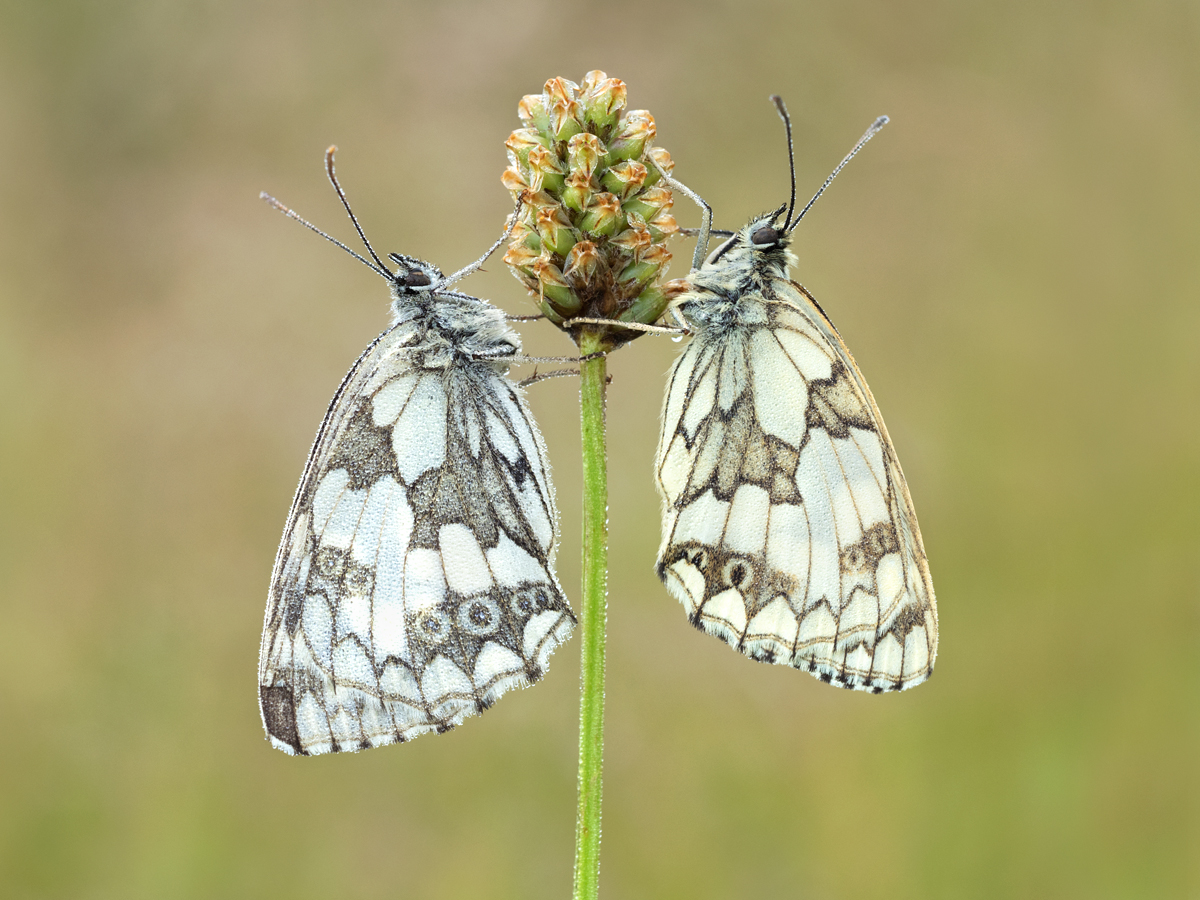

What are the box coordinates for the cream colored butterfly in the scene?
[258,149,574,755]
[654,99,937,692]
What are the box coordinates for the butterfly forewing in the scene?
[655,226,936,693]
[261,300,573,756]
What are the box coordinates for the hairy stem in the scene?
[573,328,609,900]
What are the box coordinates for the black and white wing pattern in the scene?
[258,237,573,754]
[655,214,936,693]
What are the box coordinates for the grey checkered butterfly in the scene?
[258,148,574,755]
[654,100,937,692]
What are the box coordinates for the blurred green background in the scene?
[1,1,1196,897]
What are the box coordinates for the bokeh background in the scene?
[1,1,1197,897]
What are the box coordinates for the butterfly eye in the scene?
[750,226,780,246]
[403,270,432,287]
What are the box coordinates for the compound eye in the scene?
[403,270,432,287]
[750,226,780,246]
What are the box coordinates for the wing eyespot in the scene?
[315,546,345,579]
[413,608,454,644]
[510,592,536,617]
[721,556,754,591]
[458,597,501,636]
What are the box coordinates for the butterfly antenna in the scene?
[260,192,390,278]
[788,115,889,233]
[649,156,712,272]
[324,146,392,273]
[770,96,798,229]
[444,197,524,288]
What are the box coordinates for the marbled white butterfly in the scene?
[654,100,937,692]
[259,148,574,755]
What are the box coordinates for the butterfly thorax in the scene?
[387,288,520,370]
[676,217,798,337]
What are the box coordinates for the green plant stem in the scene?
[573,330,608,900]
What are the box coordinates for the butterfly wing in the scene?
[260,324,574,755]
[656,280,936,692]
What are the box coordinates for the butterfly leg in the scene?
[519,368,579,388]
[647,157,712,272]
[560,316,688,336]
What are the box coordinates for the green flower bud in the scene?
[601,160,647,200]
[544,78,583,141]
[606,110,655,162]
[563,240,603,290]
[577,192,623,237]
[616,260,659,291]
[505,128,547,170]
[647,210,679,242]
[617,242,671,291]
[562,169,594,214]
[509,219,542,253]
[618,284,670,327]
[609,212,652,256]
[528,144,566,194]
[642,147,674,187]
[549,100,583,142]
[535,205,576,257]
[517,94,551,135]
[579,70,627,131]
[567,133,604,179]
[533,255,582,315]
[622,184,672,221]
[503,241,541,293]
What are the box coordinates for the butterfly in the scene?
[653,99,937,692]
[258,148,574,755]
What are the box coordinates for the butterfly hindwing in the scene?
[655,222,936,693]
[260,298,573,756]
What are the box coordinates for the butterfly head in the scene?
[746,204,789,251]
[386,253,445,295]
[701,205,795,277]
